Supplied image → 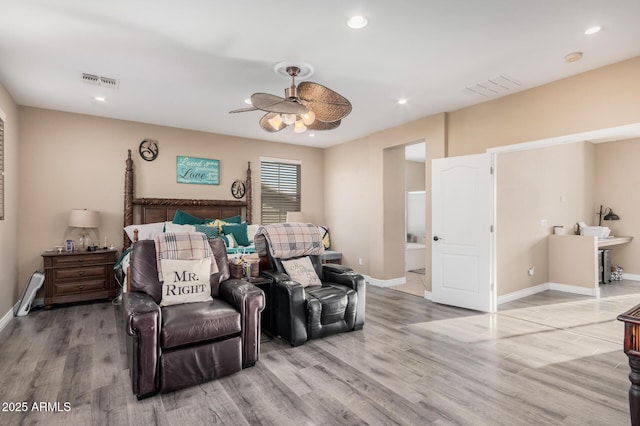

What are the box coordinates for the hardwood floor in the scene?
[0,281,637,425]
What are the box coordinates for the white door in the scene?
[432,153,495,312]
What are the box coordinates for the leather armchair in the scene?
[256,234,365,347]
[123,238,264,399]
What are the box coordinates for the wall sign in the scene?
[176,156,220,185]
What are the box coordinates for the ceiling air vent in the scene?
[81,73,119,89]
[462,75,521,98]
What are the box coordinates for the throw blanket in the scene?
[154,232,218,281]
[256,223,324,260]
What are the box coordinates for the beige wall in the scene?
[595,138,640,273]
[448,57,640,156]
[327,56,640,292]
[405,160,426,192]
[0,83,19,317]
[324,113,446,281]
[17,107,324,292]
[496,142,595,295]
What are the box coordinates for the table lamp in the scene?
[69,209,100,250]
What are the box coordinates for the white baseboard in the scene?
[497,282,600,305]
[623,273,640,282]
[0,303,17,334]
[548,282,600,297]
[497,283,550,305]
[365,275,406,288]
[424,291,432,300]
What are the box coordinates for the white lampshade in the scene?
[69,209,100,228]
[293,120,307,133]
[282,113,296,125]
[286,211,304,223]
[301,110,316,126]
[268,114,283,130]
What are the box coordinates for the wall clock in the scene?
[139,139,159,161]
[231,179,246,199]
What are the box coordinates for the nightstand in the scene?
[42,249,118,308]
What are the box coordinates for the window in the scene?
[260,159,301,225]
[0,115,4,220]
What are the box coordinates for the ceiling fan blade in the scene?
[297,82,352,122]
[259,112,287,132]
[229,106,258,114]
[251,93,308,114]
[307,119,341,131]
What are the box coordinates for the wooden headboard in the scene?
[122,149,253,249]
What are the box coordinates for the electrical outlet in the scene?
[528,267,535,276]
[358,258,363,265]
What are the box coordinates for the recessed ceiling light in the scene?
[244,98,252,105]
[398,98,408,105]
[94,96,106,102]
[347,16,368,29]
[564,51,583,63]
[309,133,315,138]
[585,26,601,35]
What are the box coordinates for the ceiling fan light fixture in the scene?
[301,110,316,125]
[347,15,368,29]
[294,120,307,133]
[268,114,283,130]
[282,113,296,125]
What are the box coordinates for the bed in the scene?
[119,149,258,290]
[122,149,253,249]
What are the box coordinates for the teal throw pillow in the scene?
[173,209,204,225]
[222,215,242,224]
[194,224,219,239]
[222,222,250,246]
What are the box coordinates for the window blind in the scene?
[0,117,4,220]
[260,161,300,225]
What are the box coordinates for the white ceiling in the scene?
[1,1,639,149]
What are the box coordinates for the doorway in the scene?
[388,141,428,297]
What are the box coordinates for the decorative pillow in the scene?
[159,258,213,307]
[223,233,238,248]
[222,222,250,246]
[164,222,196,233]
[319,226,331,249]
[281,257,322,287]
[124,222,165,242]
[194,224,218,239]
[223,215,242,224]
[173,209,204,225]
[247,224,260,243]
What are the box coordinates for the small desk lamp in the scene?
[598,205,620,226]
[69,209,100,250]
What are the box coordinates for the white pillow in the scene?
[124,222,165,242]
[160,258,213,307]
[281,257,322,287]
[164,222,196,233]
[225,233,238,248]
[247,224,260,243]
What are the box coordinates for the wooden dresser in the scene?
[42,249,118,308]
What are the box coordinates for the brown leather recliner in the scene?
[123,238,264,399]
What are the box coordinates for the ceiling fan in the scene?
[229,66,352,133]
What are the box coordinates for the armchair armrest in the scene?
[270,279,308,347]
[260,270,291,285]
[122,292,161,398]
[322,265,366,330]
[219,278,265,367]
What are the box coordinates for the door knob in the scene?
[433,236,442,241]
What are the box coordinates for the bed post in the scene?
[246,161,252,224]
[124,149,134,249]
